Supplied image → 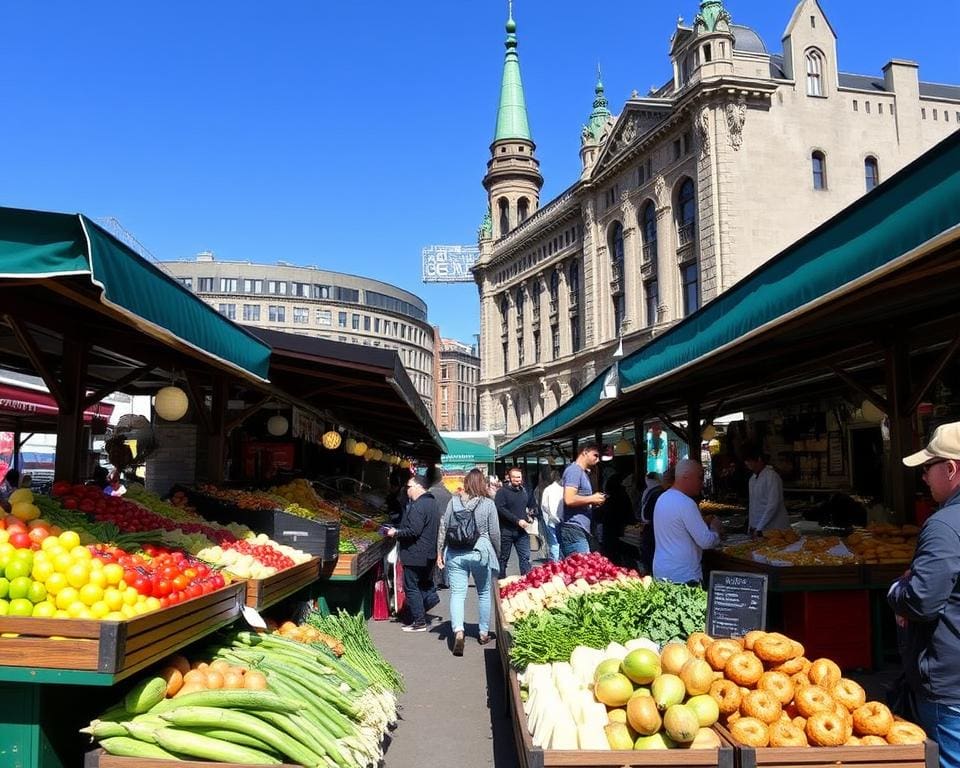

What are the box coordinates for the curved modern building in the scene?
[159,254,436,411]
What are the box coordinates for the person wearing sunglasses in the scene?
[890,421,960,767]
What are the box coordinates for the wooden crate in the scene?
[509,667,735,768]
[715,723,937,768]
[86,748,300,767]
[244,557,320,609]
[862,561,910,589]
[0,582,245,677]
[321,537,392,579]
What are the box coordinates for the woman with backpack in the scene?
[437,467,501,656]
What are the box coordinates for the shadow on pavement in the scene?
[484,646,520,768]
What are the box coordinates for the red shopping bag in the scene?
[372,565,390,621]
[393,559,406,618]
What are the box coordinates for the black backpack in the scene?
[445,496,480,549]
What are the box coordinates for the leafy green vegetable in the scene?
[508,580,707,669]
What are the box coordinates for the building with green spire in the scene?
[473,0,960,438]
[482,4,543,242]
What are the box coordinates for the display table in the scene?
[243,557,321,610]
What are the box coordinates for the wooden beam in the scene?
[884,337,915,523]
[206,376,228,483]
[5,315,65,407]
[828,364,890,414]
[907,327,960,414]
[225,395,271,433]
[271,362,387,389]
[81,364,154,409]
[687,400,702,451]
[184,374,212,435]
[655,411,688,445]
[54,339,88,482]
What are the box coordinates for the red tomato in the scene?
[9,531,32,549]
[185,584,203,599]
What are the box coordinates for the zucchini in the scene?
[99,735,181,760]
[153,728,280,765]
[124,676,168,714]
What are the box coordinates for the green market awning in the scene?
[442,436,496,468]
[0,207,271,382]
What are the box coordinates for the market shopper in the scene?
[384,474,442,632]
[743,444,790,535]
[600,473,633,565]
[652,459,722,585]
[495,467,534,578]
[558,443,607,557]
[425,466,452,589]
[0,468,19,506]
[437,468,501,656]
[890,421,960,768]
[537,468,563,562]
[386,466,412,524]
[639,466,674,575]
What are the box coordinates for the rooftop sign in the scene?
[421,245,480,283]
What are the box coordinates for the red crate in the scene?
[781,589,872,670]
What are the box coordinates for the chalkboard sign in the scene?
[707,570,768,638]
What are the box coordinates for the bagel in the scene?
[887,723,925,744]
[834,701,854,742]
[832,678,866,712]
[744,630,766,651]
[709,679,742,716]
[845,736,862,746]
[725,652,764,687]
[758,671,795,705]
[741,689,783,724]
[791,670,811,689]
[860,735,888,746]
[768,721,809,747]
[727,711,741,725]
[705,638,742,671]
[772,655,808,675]
[806,711,848,746]
[731,716,770,748]
[687,632,713,658]
[808,658,842,689]
[790,641,805,659]
[792,715,807,732]
[795,685,836,718]
[754,633,795,663]
[853,702,894,737]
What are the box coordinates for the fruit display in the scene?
[699,500,746,516]
[695,629,927,747]
[83,627,399,766]
[519,639,723,751]
[499,553,642,623]
[845,522,918,564]
[505,555,708,670]
[195,484,292,512]
[272,619,345,655]
[308,608,405,693]
[270,479,340,521]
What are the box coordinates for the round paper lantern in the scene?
[344,437,357,454]
[708,438,722,455]
[353,441,368,457]
[267,414,289,436]
[702,424,718,441]
[400,459,411,469]
[614,438,633,456]
[322,431,342,450]
[371,448,383,461]
[154,386,189,421]
[363,448,376,461]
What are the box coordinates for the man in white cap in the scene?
[889,421,960,767]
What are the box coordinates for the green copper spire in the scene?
[494,1,532,141]
[695,0,731,32]
[478,208,493,241]
[583,65,612,143]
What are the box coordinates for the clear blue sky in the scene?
[0,1,955,344]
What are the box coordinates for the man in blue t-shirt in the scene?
[557,443,607,557]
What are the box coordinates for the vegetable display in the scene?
[508,577,708,670]
[307,609,404,693]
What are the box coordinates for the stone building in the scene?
[159,254,437,412]
[437,339,481,432]
[474,0,960,438]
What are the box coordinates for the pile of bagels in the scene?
[689,630,926,748]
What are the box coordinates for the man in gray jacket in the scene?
[890,421,960,768]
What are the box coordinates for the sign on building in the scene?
[421,245,480,283]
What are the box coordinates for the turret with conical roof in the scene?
[579,67,613,176]
[483,2,543,241]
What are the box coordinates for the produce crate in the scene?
[85,748,300,768]
[322,536,392,579]
[715,723,938,768]
[0,582,245,678]
[509,666,735,768]
[244,557,321,610]
[862,561,910,589]
[268,509,340,561]
[781,589,872,670]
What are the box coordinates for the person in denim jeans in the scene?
[891,422,960,768]
[557,443,606,557]
[437,468,501,656]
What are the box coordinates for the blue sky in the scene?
[0,1,955,344]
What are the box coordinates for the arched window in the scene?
[677,179,696,246]
[518,197,530,223]
[681,261,699,316]
[498,197,510,236]
[515,286,525,321]
[568,260,580,296]
[499,294,509,330]
[549,269,560,304]
[531,277,541,310]
[609,222,625,271]
[641,201,657,265]
[864,156,880,191]
[812,151,827,190]
[805,49,824,97]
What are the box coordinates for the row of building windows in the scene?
[852,99,895,115]
[440,363,478,385]
[811,153,880,191]
[494,224,582,286]
[184,277,426,322]
[921,107,958,122]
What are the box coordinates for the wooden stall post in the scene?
[885,337,915,523]
[54,339,88,483]
[595,428,604,491]
[206,376,228,484]
[633,417,644,481]
[687,400,702,461]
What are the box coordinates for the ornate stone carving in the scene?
[619,113,640,146]
[654,174,666,206]
[582,201,596,234]
[581,124,593,145]
[695,107,711,159]
[725,96,746,150]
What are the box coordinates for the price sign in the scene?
[707,570,768,638]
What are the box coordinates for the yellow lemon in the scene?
[102,564,124,586]
[144,597,161,611]
[55,587,79,611]
[31,560,55,583]
[105,611,125,621]
[65,562,90,589]
[103,588,123,612]
[40,536,61,552]
[54,609,71,619]
[132,602,150,616]
[44,572,68,596]
[0,530,9,545]
[58,531,81,550]
[31,601,57,618]
[66,600,88,618]
[78,583,104,607]
[89,601,110,619]
[88,558,103,571]
[121,604,136,619]
[122,589,139,607]
[69,546,92,562]
[52,552,73,574]
[87,570,107,589]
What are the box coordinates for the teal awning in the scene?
[0,207,272,382]
[618,131,960,394]
[442,436,496,466]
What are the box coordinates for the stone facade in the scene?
[475,0,960,439]
[159,255,436,412]
[438,339,481,432]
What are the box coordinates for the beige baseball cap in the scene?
[902,422,960,467]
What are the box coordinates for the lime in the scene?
[8,598,34,616]
[8,576,32,601]
[4,560,30,581]
[0,598,8,615]
[27,581,47,604]
[0,577,9,598]
[31,601,56,618]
